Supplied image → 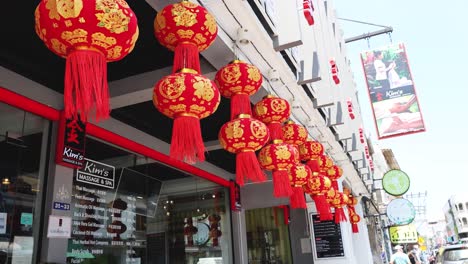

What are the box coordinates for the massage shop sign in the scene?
[76,158,115,189]
[360,43,426,139]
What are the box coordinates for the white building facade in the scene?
[444,194,468,242]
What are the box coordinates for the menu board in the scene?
[66,162,162,263]
[310,214,345,259]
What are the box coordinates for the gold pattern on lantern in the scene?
[219,137,227,149]
[295,166,307,179]
[311,178,320,190]
[61,29,88,46]
[107,46,122,60]
[51,38,68,55]
[159,75,185,100]
[35,7,45,41]
[283,126,294,139]
[189,105,206,114]
[298,127,307,138]
[251,121,267,139]
[193,78,215,101]
[225,121,243,139]
[46,0,83,20]
[164,33,177,45]
[169,104,187,113]
[115,0,130,8]
[254,104,267,116]
[125,27,139,53]
[247,142,260,149]
[221,65,241,84]
[177,29,194,39]
[271,99,287,113]
[96,0,118,12]
[258,150,272,166]
[275,146,291,160]
[193,33,207,45]
[96,9,130,34]
[91,32,117,49]
[233,142,247,149]
[172,5,197,27]
[180,1,198,8]
[204,13,217,34]
[247,67,261,82]
[155,13,166,30]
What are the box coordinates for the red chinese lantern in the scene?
[349,213,361,233]
[219,114,269,186]
[282,121,308,148]
[330,59,340,84]
[289,163,311,209]
[328,190,348,224]
[153,69,220,164]
[253,95,291,140]
[347,194,360,233]
[154,1,217,73]
[303,0,315,25]
[327,165,343,190]
[299,139,324,162]
[215,60,263,119]
[35,0,139,122]
[303,163,333,220]
[318,155,334,176]
[258,140,299,197]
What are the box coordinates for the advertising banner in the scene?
[361,43,425,139]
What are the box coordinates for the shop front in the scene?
[0,88,234,264]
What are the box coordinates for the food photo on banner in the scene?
[360,43,426,139]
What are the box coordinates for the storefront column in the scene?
[231,210,248,264]
[289,209,314,263]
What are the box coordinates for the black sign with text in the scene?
[76,158,115,189]
[311,214,345,258]
[56,113,86,169]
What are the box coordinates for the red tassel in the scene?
[268,122,283,140]
[231,93,252,120]
[290,187,307,209]
[64,49,109,122]
[332,180,339,191]
[273,169,293,197]
[236,151,266,186]
[170,115,205,164]
[334,207,348,224]
[173,43,200,73]
[352,223,359,233]
[313,195,333,221]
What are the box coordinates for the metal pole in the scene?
[345,27,394,43]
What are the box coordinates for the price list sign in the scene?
[311,214,345,259]
[67,171,142,263]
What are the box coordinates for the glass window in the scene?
[459,203,464,211]
[0,103,49,263]
[64,137,233,264]
[444,248,468,261]
[463,218,468,226]
[246,207,292,264]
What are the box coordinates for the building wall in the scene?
[444,194,468,242]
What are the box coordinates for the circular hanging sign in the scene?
[382,169,410,196]
[386,198,416,226]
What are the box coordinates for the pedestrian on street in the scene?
[390,245,411,264]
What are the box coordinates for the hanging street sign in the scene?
[386,198,416,226]
[389,224,418,244]
[382,169,410,196]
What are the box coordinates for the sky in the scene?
[333,0,468,221]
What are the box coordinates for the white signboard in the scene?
[47,215,72,238]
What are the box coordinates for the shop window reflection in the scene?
[66,137,232,264]
[0,103,47,263]
[246,207,292,264]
